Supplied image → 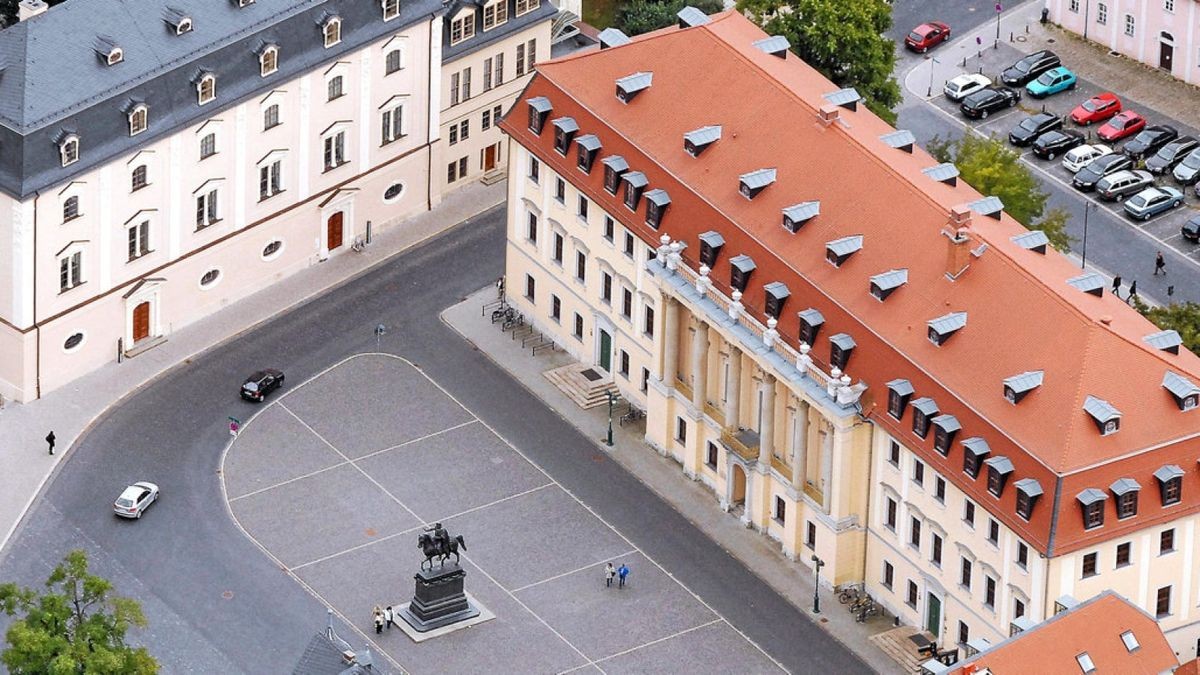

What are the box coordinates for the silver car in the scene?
[1123,186,1184,220]
[114,481,159,519]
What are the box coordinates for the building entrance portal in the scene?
[327,212,344,251]
[132,301,151,343]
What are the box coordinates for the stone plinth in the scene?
[398,564,480,633]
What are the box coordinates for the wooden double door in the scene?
[132,301,151,342]
[327,212,344,251]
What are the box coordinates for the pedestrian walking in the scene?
[604,562,616,588]
[372,605,384,634]
[45,431,56,456]
[617,563,630,589]
[1155,251,1166,276]
[384,605,394,630]
[1128,279,1138,304]
[1111,275,1122,298]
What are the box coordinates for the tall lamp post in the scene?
[811,555,825,614]
[995,3,1003,47]
[1081,201,1094,269]
[926,56,941,98]
[605,391,616,447]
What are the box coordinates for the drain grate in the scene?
[580,368,603,382]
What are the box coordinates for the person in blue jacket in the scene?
[617,563,630,588]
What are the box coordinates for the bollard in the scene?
[1010,31,1014,42]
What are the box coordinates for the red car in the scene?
[1070,93,1122,125]
[1098,111,1147,142]
[905,22,951,53]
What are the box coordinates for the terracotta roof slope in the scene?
[534,10,1200,473]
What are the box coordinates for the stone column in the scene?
[691,321,708,410]
[662,297,679,386]
[724,347,742,428]
[821,422,834,512]
[758,374,776,465]
[791,401,810,490]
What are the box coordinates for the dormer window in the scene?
[552,117,578,155]
[1077,489,1107,529]
[450,11,475,45]
[1083,395,1121,436]
[622,171,648,211]
[698,231,724,267]
[880,129,916,153]
[515,0,541,17]
[1003,370,1043,404]
[927,312,967,346]
[1154,465,1184,506]
[576,135,601,173]
[482,0,508,30]
[59,134,80,167]
[739,168,776,200]
[260,44,279,77]
[196,72,216,105]
[869,269,908,302]
[164,7,194,35]
[1014,479,1043,520]
[1111,478,1140,519]
[645,189,670,229]
[962,437,989,478]
[323,16,343,48]
[1011,230,1050,254]
[911,398,938,439]
[1067,272,1106,297]
[729,255,755,293]
[527,97,552,134]
[825,235,862,267]
[1162,372,1200,411]
[782,202,819,233]
[382,0,401,21]
[1144,329,1183,355]
[931,415,960,456]
[601,155,628,194]
[885,379,913,420]
[236,0,255,6]
[615,72,652,103]
[829,333,855,371]
[763,282,789,319]
[128,105,148,136]
[798,308,823,345]
[985,456,1013,497]
[752,35,789,59]
[95,36,123,66]
[684,125,721,157]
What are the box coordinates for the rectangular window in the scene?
[551,295,561,322]
[458,156,468,181]
[527,39,537,70]
[1069,0,1079,12]
[554,177,565,203]
[931,532,943,566]
[912,459,925,487]
[705,442,718,469]
[1161,528,1175,554]
[885,497,897,531]
[127,220,150,261]
[909,516,921,549]
[907,580,918,608]
[935,477,946,503]
[526,212,538,242]
[1156,586,1172,618]
[516,42,526,77]
[1014,598,1026,619]
[482,109,491,130]
[200,133,216,159]
[323,131,346,170]
[603,216,615,242]
[1083,502,1104,530]
[447,161,458,184]
[573,313,583,340]
[641,367,650,394]
[450,72,460,106]
[264,104,280,130]
[195,189,218,229]
[574,252,585,282]
[774,498,787,525]
[459,120,470,142]
[1165,0,1175,12]
[1115,542,1131,567]
[577,195,589,220]
[494,54,504,85]
[984,576,996,609]
[619,350,630,377]
[461,68,471,101]
[644,306,655,337]
[623,232,635,258]
[1124,14,1135,36]
[552,232,564,264]
[621,289,632,320]
[1017,542,1028,570]
[887,441,900,467]
[259,160,282,200]
[525,274,535,302]
[601,271,612,304]
[958,621,969,646]
[1097,2,1107,24]
[327,75,344,101]
[883,561,894,590]
[963,500,976,527]
[1116,491,1138,519]
[988,519,999,546]
[449,125,459,145]
[676,417,687,443]
[960,557,972,589]
[483,59,493,92]
[1082,552,1098,578]
[382,104,404,144]
[59,251,83,291]
[528,156,540,183]
[450,15,475,45]
[516,0,540,16]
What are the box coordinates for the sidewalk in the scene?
[442,287,902,675]
[0,180,507,555]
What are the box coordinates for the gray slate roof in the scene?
[1082,395,1121,422]
[575,133,601,152]
[763,280,789,300]
[615,71,652,95]
[597,27,630,48]
[751,35,789,56]
[1067,272,1106,295]
[931,414,960,433]
[601,154,628,173]
[822,87,860,108]
[798,307,823,327]
[1154,464,1185,483]
[911,397,938,416]
[622,170,648,188]
[1014,477,1043,498]
[1109,477,1141,495]
[1076,487,1107,505]
[870,268,908,292]
[962,437,990,457]
[984,455,1014,474]
[922,163,959,183]
[644,188,670,207]
[553,116,579,134]
[676,6,711,28]
[684,124,721,148]
[829,333,855,350]
[729,253,756,274]
[969,195,1004,217]
[886,378,914,396]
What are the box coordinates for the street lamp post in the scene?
[811,555,825,614]
[605,391,615,447]
[995,3,1003,47]
[1081,201,1094,269]
[927,57,940,98]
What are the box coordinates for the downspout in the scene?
[1042,474,1064,618]
[32,191,40,399]
[426,12,436,212]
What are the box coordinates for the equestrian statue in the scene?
[417,522,467,571]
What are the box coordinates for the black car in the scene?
[1072,153,1133,190]
[1032,129,1085,160]
[1009,113,1063,146]
[961,87,1020,119]
[1146,136,1199,175]
[240,368,285,402]
[1000,50,1061,86]
[1183,215,1200,243]
[1123,125,1179,161]
[1174,148,1200,185]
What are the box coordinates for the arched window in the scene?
[386,49,403,74]
[131,165,148,191]
[382,0,400,20]
[323,17,342,48]
[197,73,216,104]
[327,75,344,101]
[263,104,280,130]
[128,105,148,136]
[59,135,80,167]
[199,269,221,288]
[260,45,278,77]
[63,196,80,222]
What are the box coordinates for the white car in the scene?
[114,482,159,519]
[1061,144,1113,173]
[943,73,991,102]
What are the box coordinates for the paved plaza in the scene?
[222,354,784,674]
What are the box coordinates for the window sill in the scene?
[323,161,350,174]
[619,370,629,380]
[573,334,583,343]
[265,122,282,132]
[1160,550,1176,556]
[63,214,83,224]
[259,189,286,203]
[328,93,347,102]
[200,153,217,161]
[126,251,154,263]
[132,184,150,193]
[58,281,87,295]
[380,135,408,147]
[195,219,222,232]
[705,462,717,471]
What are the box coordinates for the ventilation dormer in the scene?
[622,171,648,211]
[1067,272,1106,297]
[822,87,860,112]
[698,231,724,267]
[927,311,966,346]
[970,196,1004,220]
[880,129,915,153]
[1083,395,1121,436]
[1162,371,1200,411]
[1145,329,1183,355]
[94,36,123,66]
[1011,230,1050,254]
[684,125,721,157]
[763,282,789,319]
[164,7,193,34]
[616,72,652,104]
[798,308,823,345]
[729,254,755,292]
[922,163,959,186]
[739,168,776,200]
[829,333,855,370]
[598,27,631,49]
[676,5,710,28]
[782,202,818,233]
[869,269,908,302]
[527,96,552,134]
[885,379,914,420]
[752,35,789,59]
[551,117,578,155]
[1003,370,1043,404]
[825,235,862,267]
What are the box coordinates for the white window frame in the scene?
[1069,0,1079,12]
[258,153,284,200]
[193,180,222,230]
[382,0,400,20]
[1097,3,1107,24]
[323,17,342,48]
[128,105,148,136]
[58,248,84,292]
[126,216,151,261]
[1165,0,1175,13]
[380,96,407,145]
[197,73,216,105]
[450,10,476,45]
[483,0,508,30]
[327,74,345,101]
[131,164,149,191]
[322,124,349,171]
[59,135,80,167]
[515,0,540,17]
[263,103,280,130]
[1125,14,1135,36]
[260,44,279,77]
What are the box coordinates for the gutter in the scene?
[1042,473,1064,617]
[32,190,40,399]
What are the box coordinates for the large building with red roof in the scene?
[497,8,1200,661]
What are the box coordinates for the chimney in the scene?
[817,104,839,126]
[949,204,972,226]
[944,226,972,280]
[18,0,48,20]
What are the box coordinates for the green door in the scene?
[925,593,941,637]
[599,330,612,371]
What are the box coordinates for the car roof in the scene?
[119,484,150,499]
[914,23,937,32]
[1042,66,1071,76]
[1030,112,1056,122]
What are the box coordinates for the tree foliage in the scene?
[615,0,725,37]
[1133,299,1200,356]
[735,0,901,124]
[926,134,1074,251]
[0,550,158,674]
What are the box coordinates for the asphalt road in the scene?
[0,207,869,674]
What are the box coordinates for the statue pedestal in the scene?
[398,564,480,633]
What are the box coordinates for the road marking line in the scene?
[227,460,350,502]
[426,482,556,526]
[557,618,727,675]
[354,420,480,461]
[509,548,639,594]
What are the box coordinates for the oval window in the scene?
[63,332,85,352]
[199,269,221,288]
[261,239,283,260]
[383,182,405,203]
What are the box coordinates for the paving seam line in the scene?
[507,548,640,594]
[558,617,726,675]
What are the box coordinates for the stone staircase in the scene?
[868,626,937,674]
[543,364,620,409]
[480,169,506,186]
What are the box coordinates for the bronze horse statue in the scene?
[417,523,467,571]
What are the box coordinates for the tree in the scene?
[736,0,901,124]
[0,550,158,674]
[1132,299,1200,356]
[926,133,1075,251]
[615,0,724,37]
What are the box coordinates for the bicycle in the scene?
[351,236,367,252]
[837,583,864,605]
[855,598,880,623]
[619,404,645,426]
[848,592,874,614]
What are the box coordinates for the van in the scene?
[1096,170,1154,201]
